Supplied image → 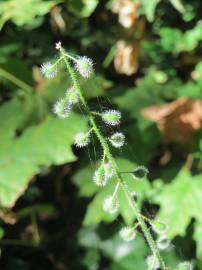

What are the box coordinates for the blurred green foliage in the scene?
[0,0,202,269]
[0,0,59,29]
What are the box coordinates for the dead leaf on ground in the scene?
[142,98,202,143]
[112,0,140,28]
[114,40,139,75]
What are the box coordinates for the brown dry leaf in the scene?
[112,0,140,28]
[50,6,66,33]
[0,210,17,224]
[114,40,139,75]
[142,98,202,143]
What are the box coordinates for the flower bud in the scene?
[109,132,125,148]
[41,62,57,79]
[53,98,72,118]
[74,132,90,148]
[101,110,121,126]
[119,226,136,241]
[103,195,119,214]
[66,86,79,105]
[75,56,94,78]
[156,235,170,250]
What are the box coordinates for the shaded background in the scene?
[0,0,202,269]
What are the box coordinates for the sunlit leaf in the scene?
[0,111,87,207]
[140,0,160,22]
[152,170,202,238]
[0,0,59,29]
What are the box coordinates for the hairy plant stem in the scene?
[61,49,165,270]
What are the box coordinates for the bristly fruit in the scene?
[104,162,115,180]
[93,162,114,186]
[101,110,121,126]
[109,132,125,148]
[103,195,119,214]
[131,165,149,180]
[53,98,72,118]
[74,132,90,148]
[66,86,79,105]
[119,227,136,241]
[41,62,57,78]
[156,235,170,250]
[93,164,108,186]
[75,56,94,78]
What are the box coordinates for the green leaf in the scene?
[175,82,202,99]
[17,203,57,219]
[0,0,59,29]
[152,170,202,238]
[113,69,165,119]
[105,235,180,270]
[83,179,118,226]
[0,43,22,63]
[0,59,34,87]
[140,0,184,22]
[140,0,160,22]
[78,227,101,249]
[103,234,148,270]
[194,220,202,259]
[80,75,113,98]
[68,0,98,18]
[78,227,149,270]
[158,22,202,53]
[169,0,185,13]
[112,70,166,163]
[0,113,87,208]
[82,249,100,269]
[81,0,99,17]
[72,164,99,197]
[78,228,180,270]
[0,227,5,239]
[0,99,23,140]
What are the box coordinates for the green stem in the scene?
[0,67,33,92]
[50,56,63,69]
[112,182,120,199]
[31,213,40,245]
[86,127,94,135]
[64,53,77,62]
[0,239,37,247]
[61,49,165,270]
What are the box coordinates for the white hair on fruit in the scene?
[119,227,136,242]
[109,132,125,148]
[101,110,121,126]
[66,86,79,105]
[53,98,72,118]
[75,56,94,78]
[41,62,57,78]
[74,132,90,148]
[103,195,119,214]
